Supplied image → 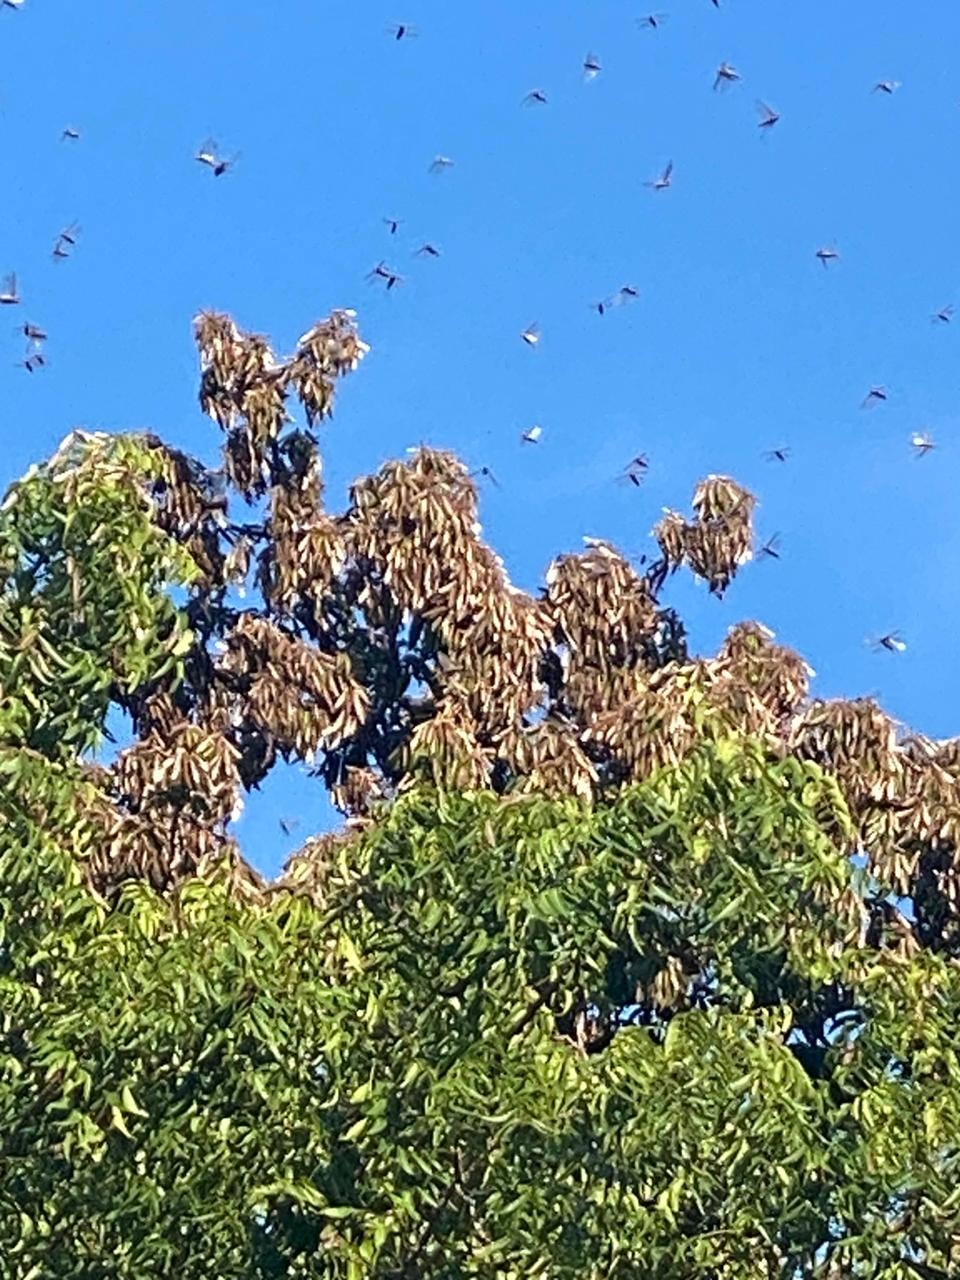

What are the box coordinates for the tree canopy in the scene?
[2,309,960,1277]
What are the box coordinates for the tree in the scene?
[2,308,960,1277]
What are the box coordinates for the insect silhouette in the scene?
[469,465,499,487]
[595,285,640,314]
[861,385,888,409]
[639,13,668,29]
[19,321,46,345]
[278,817,300,836]
[911,431,936,457]
[195,139,237,176]
[521,322,541,347]
[714,62,741,91]
[1,1,26,10]
[816,245,840,268]
[763,446,790,463]
[523,89,548,106]
[646,160,673,191]
[61,127,80,142]
[367,262,403,291]
[756,101,780,129]
[932,305,954,324]
[521,425,542,444]
[0,274,20,304]
[873,80,901,95]
[388,23,417,40]
[612,285,640,306]
[52,223,79,263]
[17,353,45,373]
[57,221,80,248]
[429,155,454,174]
[870,632,907,653]
[619,454,650,487]
[383,217,402,235]
[414,243,441,258]
[757,533,781,560]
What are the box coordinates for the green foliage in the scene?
[0,432,197,759]
[4,721,960,1277]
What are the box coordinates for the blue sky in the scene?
[3,0,960,876]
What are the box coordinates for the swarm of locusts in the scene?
[40,308,952,959]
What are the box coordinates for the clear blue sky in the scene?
[3,0,959,876]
